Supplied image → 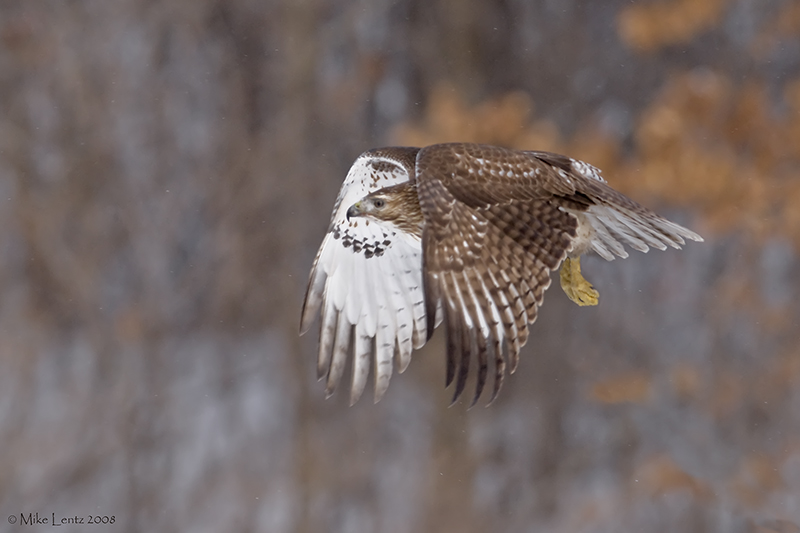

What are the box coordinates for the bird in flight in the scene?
[300,143,702,406]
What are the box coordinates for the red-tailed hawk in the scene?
[300,143,702,406]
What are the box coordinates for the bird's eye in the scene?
[373,199,385,208]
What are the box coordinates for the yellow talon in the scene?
[559,257,599,307]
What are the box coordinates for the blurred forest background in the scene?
[1,0,800,532]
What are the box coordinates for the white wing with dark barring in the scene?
[300,148,428,404]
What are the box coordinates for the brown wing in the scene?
[416,143,589,406]
[416,143,702,405]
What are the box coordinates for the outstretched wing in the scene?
[300,147,428,404]
[417,144,580,406]
[416,143,702,406]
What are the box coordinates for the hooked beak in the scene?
[346,201,361,221]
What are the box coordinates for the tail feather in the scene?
[585,204,702,260]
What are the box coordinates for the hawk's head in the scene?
[346,183,423,238]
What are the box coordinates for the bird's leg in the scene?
[559,257,599,307]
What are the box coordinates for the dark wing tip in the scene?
[300,261,328,335]
[486,340,507,406]
[445,307,459,389]
[450,324,472,405]
[299,295,313,336]
[468,334,489,409]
